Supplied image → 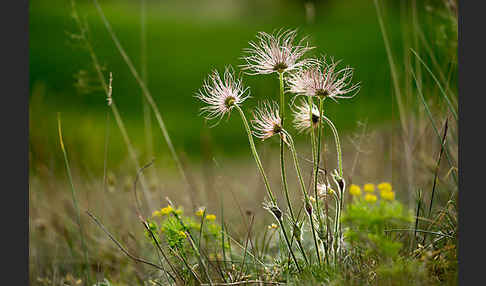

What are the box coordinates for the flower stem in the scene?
[235,105,276,204]
[312,98,327,265]
[321,115,343,178]
[278,72,295,221]
[283,130,321,266]
[277,217,302,273]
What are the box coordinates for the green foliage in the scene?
[340,196,430,284]
[147,205,228,259]
[342,197,412,260]
[374,257,427,286]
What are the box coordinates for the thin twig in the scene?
[201,281,285,286]
[86,211,167,272]
[133,159,156,216]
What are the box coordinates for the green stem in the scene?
[333,193,340,266]
[58,114,91,284]
[235,105,276,203]
[235,105,301,272]
[282,130,312,265]
[313,98,327,265]
[278,72,295,221]
[278,218,302,273]
[321,115,343,178]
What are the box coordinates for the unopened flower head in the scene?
[251,101,283,140]
[286,56,360,100]
[317,181,335,198]
[241,29,315,75]
[292,98,320,133]
[196,66,250,124]
[263,200,282,220]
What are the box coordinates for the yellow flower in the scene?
[364,193,377,203]
[268,223,278,230]
[195,207,206,217]
[152,210,161,217]
[378,182,392,193]
[349,184,361,196]
[363,183,375,193]
[178,230,187,238]
[381,190,395,201]
[309,196,316,203]
[160,205,174,216]
[206,214,216,221]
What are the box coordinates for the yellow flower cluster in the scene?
[378,182,392,193]
[205,214,216,221]
[378,182,395,201]
[364,193,377,203]
[349,184,361,196]
[152,205,176,217]
[268,223,279,230]
[178,230,187,238]
[363,183,375,193]
[349,182,395,203]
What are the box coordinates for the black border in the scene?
[3,0,29,285]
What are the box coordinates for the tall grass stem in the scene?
[57,114,91,284]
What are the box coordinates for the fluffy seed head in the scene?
[241,29,315,75]
[251,101,283,140]
[292,98,320,133]
[286,56,360,100]
[196,66,250,124]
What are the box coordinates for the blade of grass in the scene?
[373,0,407,132]
[140,0,155,180]
[57,113,91,285]
[70,0,153,211]
[220,196,227,272]
[427,118,448,218]
[410,49,458,121]
[411,69,458,184]
[412,188,422,252]
[92,0,192,197]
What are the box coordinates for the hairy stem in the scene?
[282,131,311,263]
[278,72,295,221]
[234,105,301,271]
[321,115,343,178]
[235,105,275,203]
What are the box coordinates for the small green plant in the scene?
[343,182,412,260]
[146,204,227,264]
[340,182,429,284]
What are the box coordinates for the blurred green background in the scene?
[29,0,452,175]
